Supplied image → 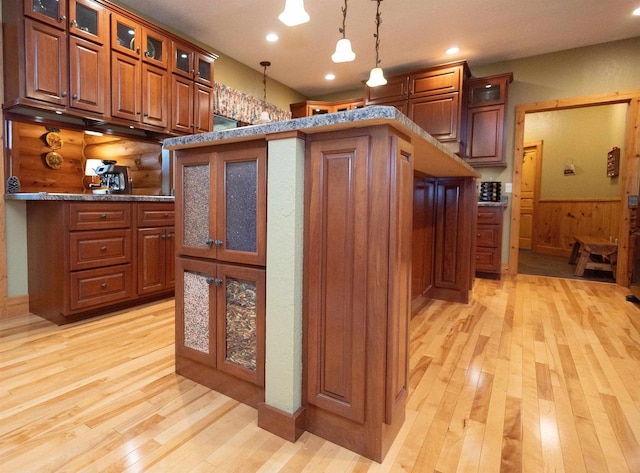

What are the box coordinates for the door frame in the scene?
[509,90,640,286]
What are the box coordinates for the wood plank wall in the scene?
[7,122,163,195]
[533,198,621,256]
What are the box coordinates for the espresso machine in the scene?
[94,160,132,194]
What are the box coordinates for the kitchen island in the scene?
[5,193,175,324]
[164,106,479,461]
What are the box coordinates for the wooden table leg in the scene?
[575,250,589,276]
[569,240,581,265]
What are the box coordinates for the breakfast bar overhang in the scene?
[163,106,480,462]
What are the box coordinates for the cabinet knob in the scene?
[61,91,67,97]
[59,15,66,22]
[136,47,141,54]
[101,282,107,289]
[167,233,173,239]
[144,113,149,117]
[477,233,481,237]
[70,19,78,27]
[205,237,214,246]
[100,246,107,252]
[100,214,107,219]
[205,277,223,286]
[72,94,78,100]
[214,239,223,247]
[164,213,169,218]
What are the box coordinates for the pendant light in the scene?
[257,61,272,124]
[366,0,387,87]
[331,0,356,63]
[278,0,310,27]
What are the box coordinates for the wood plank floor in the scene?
[1,275,639,472]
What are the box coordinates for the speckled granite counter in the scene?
[5,192,174,202]
[478,199,509,207]
[164,105,479,178]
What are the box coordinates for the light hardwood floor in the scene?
[1,275,639,472]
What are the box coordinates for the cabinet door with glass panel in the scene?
[24,0,67,29]
[172,41,214,87]
[175,142,267,265]
[69,0,109,45]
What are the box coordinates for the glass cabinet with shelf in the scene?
[69,0,109,44]
[25,0,67,28]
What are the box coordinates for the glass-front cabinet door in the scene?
[25,0,68,29]
[69,0,109,45]
[142,28,168,69]
[111,12,140,58]
[172,41,194,79]
[216,264,265,386]
[195,53,214,86]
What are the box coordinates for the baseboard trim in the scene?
[4,295,29,318]
[257,403,305,442]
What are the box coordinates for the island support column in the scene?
[257,132,306,441]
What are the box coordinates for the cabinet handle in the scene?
[70,19,78,27]
[167,233,173,239]
[205,237,214,246]
[205,277,223,286]
[100,246,107,252]
[72,94,78,100]
[477,233,481,237]
[144,113,149,117]
[164,213,169,218]
[59,15,66,22]
[61,91,67,97]
[101,282,107,289]
[160,234,166,240]
[136,47,141,54]
[100,213,107,219]
[214,239,223,247]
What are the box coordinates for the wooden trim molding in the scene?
[4,295,29,318]
[257,404,305,442]
[510,89,640,287]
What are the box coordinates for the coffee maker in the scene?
[94,160,132,194]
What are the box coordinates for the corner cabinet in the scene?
[304,127,413,462]
[463,73,513,167]
[174,141,267,407]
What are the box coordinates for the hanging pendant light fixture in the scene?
[366,0,387,87]
[278,0,310,27]
[257,61,272,124]
[331,0,356,63]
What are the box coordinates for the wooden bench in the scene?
[569,235,618,280]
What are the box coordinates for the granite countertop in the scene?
[478,199,509,207]
[164,106,480,179]
[5,192,175,202]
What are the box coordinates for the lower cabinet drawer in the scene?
[70,264,134,311]
[70,230,132,271]
[475,248,501,272]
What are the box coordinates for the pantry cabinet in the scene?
[175,141,268,406]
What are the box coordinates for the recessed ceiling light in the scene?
[325,73,336,80]
[55,110,63,115]
[633,6,640,15]
[266,33,279,42]
[446,46,460,55]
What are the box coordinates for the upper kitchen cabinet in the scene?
[463,72,513,167]
[172,42,215,87]
[171,41,217,134]
[289,99,364,118]
[3,0,216,135]
[24,0,68,29]
[364,61,469,154]
[69,0,110,45]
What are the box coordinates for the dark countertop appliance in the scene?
[94,160,132,194]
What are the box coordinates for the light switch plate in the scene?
[505,182,513,193]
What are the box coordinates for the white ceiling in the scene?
[117,0,640,97]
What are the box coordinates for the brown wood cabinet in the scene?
[365,61,469,155]
[475,205,504,276]
[137,202,175,295]
[174,141,268,406]
[304,127,413,461]
[463,73,513,166]
[24,200,174,325]
[289,98,364,118]
[3,0,216,135]
[411,174,436,311]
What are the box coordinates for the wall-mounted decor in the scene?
[607,147,620,177]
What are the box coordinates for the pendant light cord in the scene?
[372,0,383,66]
[260,61,271,103]
[339,0,348,38]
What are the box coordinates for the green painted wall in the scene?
[524,104,626,200]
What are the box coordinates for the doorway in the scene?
[509,90,640,286]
